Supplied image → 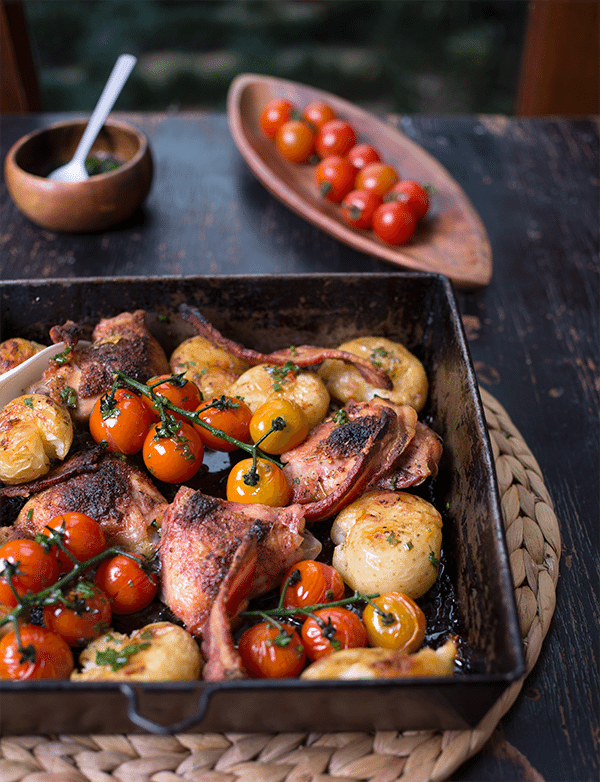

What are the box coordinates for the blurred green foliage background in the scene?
[24,0,528,115]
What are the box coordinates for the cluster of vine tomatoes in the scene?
[259,97,431,246]
[88,374,310,507]
[236,559,427,678]
[0,512,158,679]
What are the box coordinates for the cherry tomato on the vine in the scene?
[260,98,297,139]
[315,119,357,158]
[385,180,431,221]
[238,621,306,678]
[226,458,292,506]
[143,374,202,422]
[355,162,399,197]
[372,201,417,246]
[0,625,74,680]
[280,559,345,614]
[362,591,426,652]
[275,120,315,163]
[194,395,252,451]
[41,512,106,573]
[301,607,368,661]
[341,188,382,229]
[346,142,381,172]
[142,420,204,483]
[302,100,336,131]
[94,553,158,614]
[43,583,112,646]
[249,397,309,454]
[314,155,356,202]
[89,388,152,455]
[0,540,60,607]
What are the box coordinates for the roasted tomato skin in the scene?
[0,540,60,607]
[142,420,204,483]
[301,607,368,661]
[43,583,112,646]
[194,396,252,451]
[89,389,153,454]
[362,591,426,652]
[281,560,345,614]
[249,397,309,455]
[238,621,306,678]
[41,512,106,573]
[0,625,74,680]
[143,375,202,422]
[226,458,292,506]
[94,554,158,614]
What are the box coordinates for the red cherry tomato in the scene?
[372,201,417,245]
[142,420,204,483]
[226,458,292,506]
[302,100,336,131]
[41,512,106,573]
[249,397,309,454]
[43,583,112,646]
[314,155,356,203]
[362,591,426,652]
[89,388,153,454]
[355,162,399,197]
[346,143,381,172]
[260,98,296,139]
[315,119,357,159]
[0,625,74,680]
[385,180,431,221]
[143,374,202,422]
[341,188,383,229]
[0,540,60,607]
[94,554,158,614]
[280,560,345,614]
[194,395,252,451]
[301,607,368,661]
[238,622,306,678]
[275,120,315,163]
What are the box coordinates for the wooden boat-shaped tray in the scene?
[227,73,492,289]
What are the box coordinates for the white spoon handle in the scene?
[71,54,137,164]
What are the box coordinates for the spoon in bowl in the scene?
[48,54,137,183]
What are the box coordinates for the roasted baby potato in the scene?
[0,338,46,374]
[330,490,443,599]
[170,336,250,399]
[228,364,330,429]
[318,336,428,412]
[0,394,73,485]
[71,621,202,681]
[301,639,456,680]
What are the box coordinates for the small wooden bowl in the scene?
[4,118,153,233]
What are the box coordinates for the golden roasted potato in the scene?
[170,336,249,399]
[318,336,428,412]
[0,338,46,374]
[330,490,442,599]
[228,364,330,429]
[71,622,202,681]
[301,639,456,680]
[0,394,73,485]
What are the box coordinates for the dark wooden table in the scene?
[1,111,598,782]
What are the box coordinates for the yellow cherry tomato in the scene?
[362,591,426,652]
[249,397,309,455]
[226,458,292,506]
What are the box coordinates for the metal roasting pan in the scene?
[0,273,524,734]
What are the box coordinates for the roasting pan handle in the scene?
[120,684,211,734]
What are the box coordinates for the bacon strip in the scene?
[180,304,392,390]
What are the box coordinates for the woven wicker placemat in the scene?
[1,387,560,782]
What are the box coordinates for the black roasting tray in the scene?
[0,273,524,735]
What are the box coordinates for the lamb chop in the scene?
[30,310,170,425]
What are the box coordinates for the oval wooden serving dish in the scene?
[227,73,492,289]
